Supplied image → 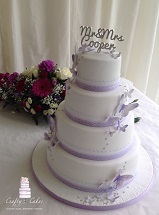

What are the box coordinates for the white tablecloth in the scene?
[0,85,159,215]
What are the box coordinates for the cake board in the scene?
[32,140,153,211]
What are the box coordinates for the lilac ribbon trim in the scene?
[58,137,134,161]
[76,79,120,92]
[65,108,125,127]
[33,168,153,211]
[47,160,136,193]
[32,142,154,211]
[33,169,152,211]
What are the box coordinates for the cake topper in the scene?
[80,26,124,53]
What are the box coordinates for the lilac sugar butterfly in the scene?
[117,121,128,132]
[111,169,133,189]
[125,89,134,98]
[121,103,139,118]
[44,132,51,141]
[47,114,56,132]
[78,43,95,54]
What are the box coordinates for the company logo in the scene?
[19,177,31,199]
[5,176,43,211]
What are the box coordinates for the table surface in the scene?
[0,82,159,215]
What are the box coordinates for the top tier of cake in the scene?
[76,51,121,91]
[65,50,125,123]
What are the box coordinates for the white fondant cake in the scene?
[65,78,129,123]
[56,102,134,157]
[46,48,140,195]
[47,134,139,192]
[76,51,121,88]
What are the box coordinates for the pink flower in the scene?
[52,79,57,86]
[32,78,52,97]
[0,73,5,80]
[34,105,43,113]
[16,80,25,92]
[0,80,4,87]
[39,71,49,79]
[22,101,26,107]
[3,73,10,80]
[61,89,66,99]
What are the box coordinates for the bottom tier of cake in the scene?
[47,134,140,192]
[32,139,153,210]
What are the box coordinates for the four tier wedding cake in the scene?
[46,46,140,196]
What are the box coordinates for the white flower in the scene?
[43,110,48,115]
[28,97,32,104]
[45,99,50,105]
[26,102,30,109]
[32,66,39,78]
[24,108,29,112]
[50,103,58,108]
[31,108,36,115]
[22,66,39,79]
[56,67,72,80]
[42,98,51,105]
[47,109,54,115]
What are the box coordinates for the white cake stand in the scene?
[32,140,153,211]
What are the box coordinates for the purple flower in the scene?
[7,72,19,85]
[38,60,55,72]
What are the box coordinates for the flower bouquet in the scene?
[0,60,72,125]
